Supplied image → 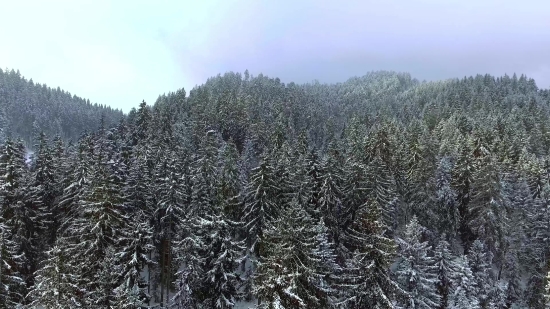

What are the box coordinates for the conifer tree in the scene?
[435,157,459,237]
[468,240,495,308]
[469,152,505,257]
[253,198,336,308]
[302,149,324,220]
[319,142,346,258]
[395,216,440,309]
[242,152,281,259]
[433,237,456,309]
[62,130,127,306]
[452,136,476,248]
[152,151,186,307]
[339,200,402,309]
[0,223,24,308]
[27,245,81,309]
[113,211,155,308]
[0,139,32,300]
[544,269,550,307]
[447,256,480,309]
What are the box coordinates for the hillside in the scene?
[2,70,550,308]
[0,68,124,147]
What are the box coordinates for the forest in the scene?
[0,68,123,146]
[1,69,550,308]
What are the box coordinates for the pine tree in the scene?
[124,145,152,214]
[402,122,436,227]
[468,240,495,308]
[56,134,94,236]
[318,143,346,259]
[28,132,57,245]
[193,214,245,308]
[185,138,247,309]
[339,200,402,309]
[241,152,281,260]
[447,256,480,309]
[0,139,31,302]
[544,269,550,307]
[341,158,368,235]
[433,237,461,309]
[503,253,522,309]
[253,198,336,308]
[452,136,476,248]
[468,152,505,258]
[113,211,155,308]
[395,216,440,309]
[302,149,324,220]
[178,132,246,308]
[170,270,195,309]
[217,140,242,222]
[26,245,81,309]
[434,157,459,237]
[152,151,187,307]
[365,126,400,230]
[366,155,398,231]
[0,223,24,308]
[94,246,118,308]
[131,100,151,146]
[62,131,127,306]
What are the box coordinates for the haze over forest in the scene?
[2,0,550,112]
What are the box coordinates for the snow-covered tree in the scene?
[318,143,345,257]
[433,237,458,309]
[113,211,155,308]
[468,240,495,308]
[253,198,336,308]
[0,223,24,308]
[152,151,187,307]
[241,152,281,259]
[395,216,440,309]
[26,245,81,309]
[339,200,402,309]
[434,157,459,237]
[447,256,479,309]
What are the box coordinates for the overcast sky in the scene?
[2,0,549,112]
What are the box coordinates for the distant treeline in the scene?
[0,68,124,147]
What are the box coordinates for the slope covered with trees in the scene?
[0,68,124,146]
[1,70,550,308]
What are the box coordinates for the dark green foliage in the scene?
[0,70,549,308]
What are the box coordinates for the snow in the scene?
[234,299,258,309]
[25,148,34,165]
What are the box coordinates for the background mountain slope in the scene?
[0,68,124,146]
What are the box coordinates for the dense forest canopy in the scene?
[0,68,124,147]
[2,69,550,308]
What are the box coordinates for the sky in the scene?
[1,0,549,112]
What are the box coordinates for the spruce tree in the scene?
[241,152,281,260]
[395,216,440,309]
[468,240,495,308]
[253,198,336,308]
[339,200,402,309]
[62,130,127,306]
[113,211,155,308]
[433,236,469,309]
[0,139,31,302]
[434,157,459,237]
[27,244,81,309]
[0,223,24,308]
[448,256,480,309]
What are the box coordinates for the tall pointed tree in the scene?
[395,216,440,309]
